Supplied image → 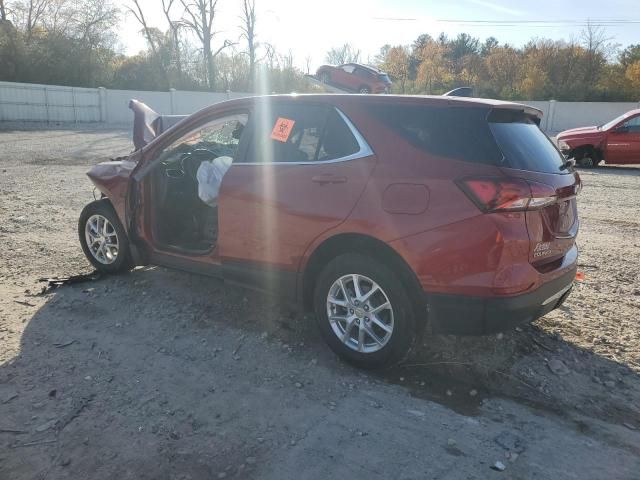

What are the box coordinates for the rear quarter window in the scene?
[368,105,502,165]
[488,109,567,174]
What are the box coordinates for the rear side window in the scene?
[488,109,567,174]
[368,105,502,165]
[245,104,360,163]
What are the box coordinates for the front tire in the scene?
[314,254,417,369]
[78,199,132,273]
[576,148,600,168]
[358,86,371,94]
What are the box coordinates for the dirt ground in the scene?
[1,125,639,480]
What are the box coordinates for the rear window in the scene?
[488,109,567,174]
[369,105,502,165]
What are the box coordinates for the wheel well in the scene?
[301,233,426,318]
[572,144,602,161]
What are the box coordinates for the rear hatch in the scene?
[488,108,580,268]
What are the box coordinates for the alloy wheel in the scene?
[578,155,596,168]
[84,214,119,265]
[326,274,394,353]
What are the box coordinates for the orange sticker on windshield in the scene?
[271,117,296,142]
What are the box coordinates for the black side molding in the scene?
[425,266,576,335]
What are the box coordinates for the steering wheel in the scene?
[179,148,217,180]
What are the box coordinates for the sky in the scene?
[118,0,640,69]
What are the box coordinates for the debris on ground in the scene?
[494,431,526,454]
[38,271,102,294]
[491,460,507,472]
[547,359,571,376]
[13,300,36,307]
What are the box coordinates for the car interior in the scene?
[151,114,248,253]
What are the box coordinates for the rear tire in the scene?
[358,86,371,94]
[313,254,416,369]
[78,199,132,274]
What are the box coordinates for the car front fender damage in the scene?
[86,159,136,226]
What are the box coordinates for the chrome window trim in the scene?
[234,107,374,166]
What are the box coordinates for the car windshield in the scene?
[378,74,391,83]
[600,113,630,131]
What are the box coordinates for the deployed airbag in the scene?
[196,156,232,207]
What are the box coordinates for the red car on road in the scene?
[79,95,580,368]
[557,109,640,167]
[316,63,392,94]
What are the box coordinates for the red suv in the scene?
[79,95,580,368]
[316,63,392,94]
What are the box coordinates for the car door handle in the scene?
[311,174,347,185]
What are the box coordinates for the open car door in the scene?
[126,100,250,269]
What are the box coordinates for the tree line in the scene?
[0,0,309,93]
[0,0,639,101]
[377,29,640,101]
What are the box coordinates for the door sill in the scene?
[150,250,222,278]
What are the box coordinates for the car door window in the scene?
[244,105,361,163]
[158,113,248,165]
[620,116,640,133]
[354,68,371,78]
[340,64,356,74]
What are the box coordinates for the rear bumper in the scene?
[425,265,576,335]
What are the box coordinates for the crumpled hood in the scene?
[557,125,606,148]
[558,126,599,138]
[129,99,187,151]
[130,99,159,151]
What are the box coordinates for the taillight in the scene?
[456,177,557,213]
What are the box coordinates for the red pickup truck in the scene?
[557,109,640,167]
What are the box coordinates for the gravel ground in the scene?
[1,125,639,479]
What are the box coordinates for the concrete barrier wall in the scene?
[549,101,638,133]
[0,81,101,122]
[0,81,251,124]
[0,81,638,133]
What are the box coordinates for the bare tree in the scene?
[0,0,7,21]
[262,41,275,69]
[127,0,157,55]
[239,0,256,90]
[325,43,360,65]
[161,0,184,83]
[304,55,312,75]
[180,0,236,90]
[22,0,49,39]
[74,0,120,84]
[41,0,76,36]
[581,22,614,90]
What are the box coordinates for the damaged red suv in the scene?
[79,95,580,368]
